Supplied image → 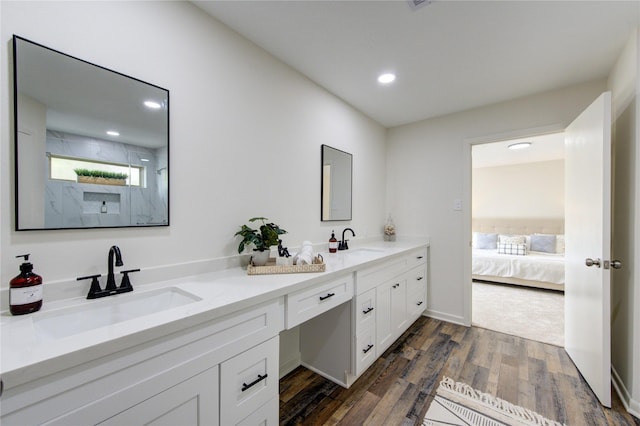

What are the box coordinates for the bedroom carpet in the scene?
[472,281,564,347]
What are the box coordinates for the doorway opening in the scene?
[470,132,565,346]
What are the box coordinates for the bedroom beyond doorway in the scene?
[472,280,564,346]
[471,132,566,346]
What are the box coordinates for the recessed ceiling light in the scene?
[508,142,531,150]
[106,130,120,137]
[377,73,396,84]
[144,100,162,109]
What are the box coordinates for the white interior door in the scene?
[564,91,612,408]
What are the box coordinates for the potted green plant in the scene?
[74,169,128,186]
[234,217,287,266]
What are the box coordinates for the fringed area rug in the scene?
[423,377,565,426]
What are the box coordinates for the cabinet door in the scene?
[376,280,393,352]
[98,367,219,426]
[391,277,408,336]
[220,337,279,426]
[376,277,407,353]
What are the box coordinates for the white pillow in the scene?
[555,234,565,254]
[473,232,498,249]
[498,234,526,245]
[497,242,527,256]
[530,234,556,253]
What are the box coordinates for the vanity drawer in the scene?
[355,325,377,376]
[220,336,279,426]
[407,265,427,319]
[355,288,376,331]
[408,247,428,267]
[286,273,353,329]
[234,397,279,426]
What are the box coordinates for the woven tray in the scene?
[247,256,325,275]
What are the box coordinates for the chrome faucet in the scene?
[339,228,356,250]
[106,245,123,291]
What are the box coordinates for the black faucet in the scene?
[105,245,123,291]
[77,246,139,299]
[339,228,356,250]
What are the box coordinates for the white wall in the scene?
[386,79,606,324]
[608,27,640,417]
[472,160,564,219]
[0,2,387,294]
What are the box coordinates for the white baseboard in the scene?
[279,352,301,379]
[300,361,349,388]
[612,366,640,419]
[425,309,467,326]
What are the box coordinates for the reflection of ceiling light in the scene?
[508,142,531,150]
[106,130,120,136]
[144,100,162,109]
[377,73,396,84]
[140,158,150,162]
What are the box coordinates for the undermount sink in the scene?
[344,247,385,255]
[33,287,201,342]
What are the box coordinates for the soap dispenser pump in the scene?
[10,254,43,315]
[329,230,338,253]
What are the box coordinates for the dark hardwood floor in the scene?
[279,316,640,426]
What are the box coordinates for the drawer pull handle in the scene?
[241,373,268,392]
[417,276,423,281]
[417,301,423,306]
[363,344,374,354]
[362,307,374,314]
[319,292,335,301]
[416,256,424,260]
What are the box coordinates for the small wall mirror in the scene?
[321,145,352,221]
[13,35,170,230]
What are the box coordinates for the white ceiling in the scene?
[472,132,565,169]
[194,0,639,128]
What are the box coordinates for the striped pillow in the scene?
[497,242,527,256]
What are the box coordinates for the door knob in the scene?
[611,260,622,269]
[585,258,601,268]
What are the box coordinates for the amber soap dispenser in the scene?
[329,230,338,253]
[10,254,43,315]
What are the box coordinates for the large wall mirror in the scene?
[13,35,169,230]
[321,145,352,221]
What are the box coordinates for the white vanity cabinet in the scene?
[356,247,428,357]
[0,299,283,426]
[297,245,429,388]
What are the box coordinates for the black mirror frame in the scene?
[12,35,170,231]
[321,144,353,222]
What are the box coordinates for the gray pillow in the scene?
[530,234,557,253]
[475,232,498,249]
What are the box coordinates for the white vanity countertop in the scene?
[0,239,428,388]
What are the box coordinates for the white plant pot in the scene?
[251,250,270,266]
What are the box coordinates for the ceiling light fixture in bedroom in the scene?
[378,73,396,84]
[508,142,531,150]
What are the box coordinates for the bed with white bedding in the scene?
[472,218,565,291]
